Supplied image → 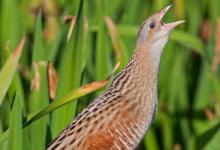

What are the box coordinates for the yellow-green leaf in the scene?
[0,37,25,106]
[24,79,109,127]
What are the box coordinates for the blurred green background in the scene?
[0,0,220,149]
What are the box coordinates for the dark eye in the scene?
[149,22,155,29]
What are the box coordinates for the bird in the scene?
[47,5,184,150]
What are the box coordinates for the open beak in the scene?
[156,5,185,30]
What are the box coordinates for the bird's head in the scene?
[137,5,184,57]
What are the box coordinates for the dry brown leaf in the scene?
[200,20,212,42]
[78,62,120,94]
[31,63,41,91]
[63,15,76,23]
[216,19,220,53]
[43,17,59,43]
[0,36,25,106]
[106,61,120,80]
[18,64,31,81]
[173,143,182,150]
[48,62,58,99]
[80,79,108,93]
[43,0,59,42]
[63,15,77,41]
[204,108,215,120]
[104,16,122,62]
[212,18,220,72]
[13,37,26,58]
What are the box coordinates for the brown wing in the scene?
[85,110,139,150]
[85,130,115,150]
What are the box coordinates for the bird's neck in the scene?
[109,42,163,101]
[132,43,162,75]
[132,43,160,93]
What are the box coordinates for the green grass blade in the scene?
[0,73,115,142]
[0,129,9,145]
[160,112,173,149]
[32,11,46,62]
[27,10,50,149]
[51,0,89,137]
[144,128,159,150]
[8,92,22,150]
[95,0,111,80]
[24,78,109,128]
[0,37,25,106]
[170,30,205,56]
[193,63,213,110]
[0,0,21,50]
[28,62,49,150]
[198,122,220,149]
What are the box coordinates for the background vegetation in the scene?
[0,0,220,149]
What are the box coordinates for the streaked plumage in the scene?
[47,5,184,150]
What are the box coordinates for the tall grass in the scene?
[0,0,220,149]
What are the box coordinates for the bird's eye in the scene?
[149,22,155,29]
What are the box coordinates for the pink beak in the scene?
[157,5,185,30]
